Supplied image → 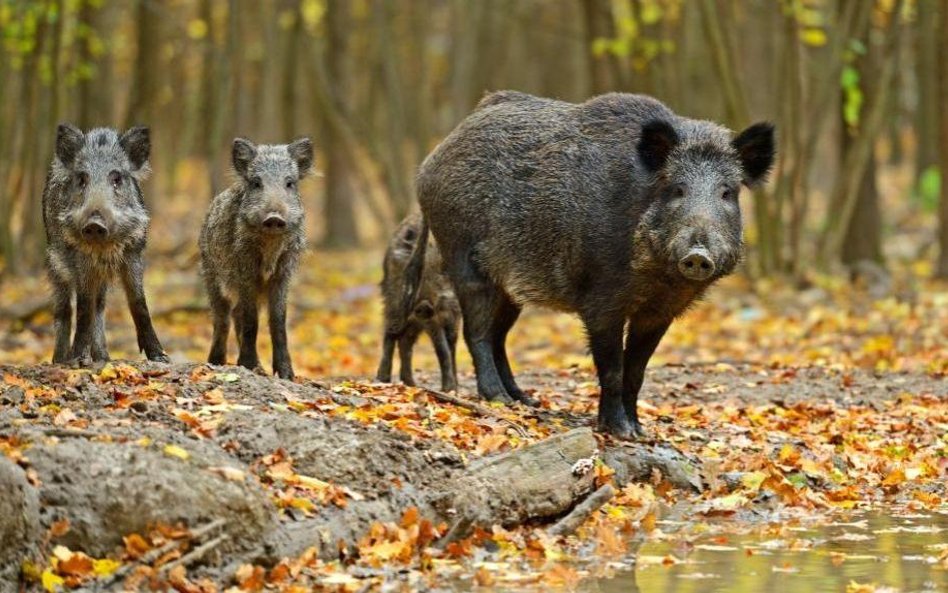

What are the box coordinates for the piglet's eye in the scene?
[109,170,123,189]
[77,172,89,188]
[722,188,734,201]
[673,185,686,198]
[251,177,263,190]
[285,179,296,190]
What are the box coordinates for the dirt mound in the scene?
[0,457,40,591]
[26,439,275,558]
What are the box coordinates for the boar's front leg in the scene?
[205,277,231,365]
[621,323,669,438]
[235,288,262,373]
[91,284,110,362]
[584,315,634,438]
[120,255,169,362]
[69,284,96,365]
[268,274,294,380]
[50,276,73,364]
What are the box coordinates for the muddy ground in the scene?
[0,361,943,590]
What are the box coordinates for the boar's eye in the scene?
[250,177,263,190]
[671,184,686,199]
[109,170,123,189]
[285,179,297,190]
[76,171,89,189]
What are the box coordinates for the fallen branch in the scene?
[548,483,615,537]
[434,428,598,541]
[603,442,703,492]
[421,387,530,438]
[92,519,227,589]
[158,533,229,575]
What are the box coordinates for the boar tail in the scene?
[398,215,430,330]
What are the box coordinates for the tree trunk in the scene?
[937,0,948,278]
[840,5,883,267]
[819,0,904,267]
[124,0,161,129]
[321,0,359,247]
[580,0,617,95]
[915,0,940,178]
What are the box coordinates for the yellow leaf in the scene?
[92,558,122,576]
[881,467,905,487]
[800,28,827,46]
[296,475,331,490]
[163,445,190,460]
[187,19,208,40]
[98,363,118,381]
[741,471,767,492]
[41,569,64,592]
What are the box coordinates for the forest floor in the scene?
[0,249,946,592]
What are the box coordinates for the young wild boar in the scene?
[43,124,169,365]
[200,137,313,379]
[405,91,775,438]
[375,213,460,392]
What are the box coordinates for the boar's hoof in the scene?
[511,390,540,408]
[597,409,636,439]
[482,390,515,405]
[148,351,171,363]
[67,354,93,368]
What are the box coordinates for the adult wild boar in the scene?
[404,91,775,438]
[43,124,169,365]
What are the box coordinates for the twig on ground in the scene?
[158,533,229,575]
[92,518,227,588]
[548,483,615,537]
[421,387,530,438]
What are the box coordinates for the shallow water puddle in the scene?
[582,509,948,593]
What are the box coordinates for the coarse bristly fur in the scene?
[43,123,169,365]
[376,213,461,392]
[404,91,776,438]
[199,136,314,380]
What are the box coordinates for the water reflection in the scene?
[582,509,948,593]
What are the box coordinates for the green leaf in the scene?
[916,166,941,212]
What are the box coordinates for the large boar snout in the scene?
[678,247,715,281]
[81,211,110,242]
[262,213,287,233]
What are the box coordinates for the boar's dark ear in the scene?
[232,138,257,177]
[287,137,314,176]
[638,120,679,172]
[733,122,775,186]
[119,126,151,172]
[56,123,84,167]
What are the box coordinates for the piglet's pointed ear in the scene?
[56,123,84,167]
[287,137,314,176]
[232,138,257,177]
[119,126,151,172]
[732,122,775,187]
[638,120,679,172]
